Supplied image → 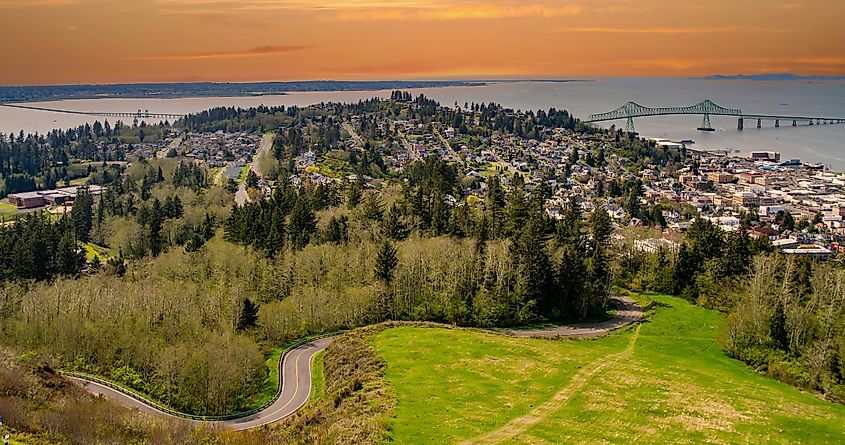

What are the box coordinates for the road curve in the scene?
[67,297,641,430]
[509,295,642,338]
[67,337,333,431]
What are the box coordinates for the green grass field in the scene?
[373,295,845,444]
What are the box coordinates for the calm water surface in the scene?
[2,78,844,169]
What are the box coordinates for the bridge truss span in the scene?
[586,99,845,133]
[588,100,742,122]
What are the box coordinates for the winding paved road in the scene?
[67,337,331,431]
[67,297,641,431]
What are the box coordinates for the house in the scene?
[751,227,779,241]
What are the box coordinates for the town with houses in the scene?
[6,103,844,260]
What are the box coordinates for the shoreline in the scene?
[0,79,593,104]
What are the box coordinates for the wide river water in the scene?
[2,78,845,169]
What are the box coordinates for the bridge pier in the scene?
[625,116,635,134]
[737,118,744,130]
[757,119,762,129]
[810,120,814,125]
[697,113,714,131]
[775,119,779,128]
[793,120,797,126]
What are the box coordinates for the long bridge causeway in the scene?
[0,103,185,120]
[585,100,845,133]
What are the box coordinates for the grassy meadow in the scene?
[373,295,845,444]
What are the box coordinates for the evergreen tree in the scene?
[324,215,349,244]
[288,196,317,250]
[346,180,362,209]
[237,298,259,331]
[140,175,151,201]
[245,170,259,188]
[149,198,164,256]
[374,240,398,283]
[265,212,286,257]
[505,187,528,238]
[486,176,505,238]
[511,214,551,321]
[557,244,587,317]
[361,192,384,221]
[71,187,94,243]
[586,207,613,315]
[770,302,789,351]
[382,205,408,241]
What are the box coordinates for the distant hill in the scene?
[0,80,485,103]
[702,73,845,81]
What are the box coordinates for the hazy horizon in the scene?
[1,0,843,85]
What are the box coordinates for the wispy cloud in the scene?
[124,45,309,62]
[336,4,582,21]
[780,2,804,10]
[561,26,787,34]
[0,0,77,7]
[155,0,583,20]
[793,57,845,66]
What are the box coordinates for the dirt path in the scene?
[460,324,643,445]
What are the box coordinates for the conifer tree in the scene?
[374,240,398,284]
[288,196,316,250]
[237,298,259,331]
[361,192,384,221]
[71,187,94,243]
[382,205,408,241]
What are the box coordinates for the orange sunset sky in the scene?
[1,0,843,85]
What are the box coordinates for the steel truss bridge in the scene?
[585,100,845,134]
[0,103,185,120]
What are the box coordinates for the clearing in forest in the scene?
[373,295,845,444]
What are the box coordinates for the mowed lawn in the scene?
[373,296,845,444]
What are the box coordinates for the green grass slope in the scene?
[373,295,845,444]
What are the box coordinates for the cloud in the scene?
[335,4,582,20]
[792,57,845,66]
[125,45,309,61]
[780,2,803,10]
[155,0,583,20]
[0,0,77,7]
[561,26,787,34]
